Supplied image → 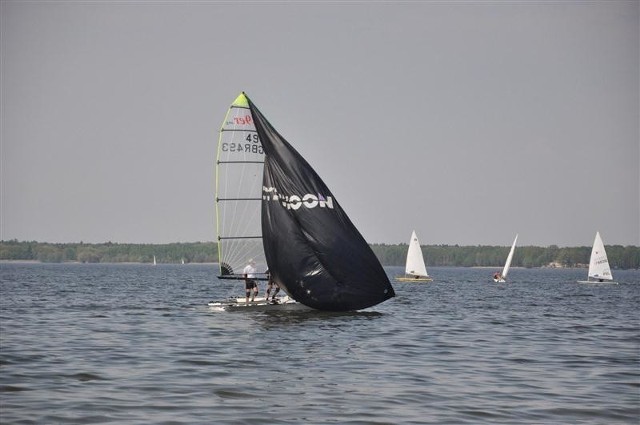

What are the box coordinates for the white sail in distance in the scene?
[405,230,429,278]
[501,234,518,279]
[588,231,613,281]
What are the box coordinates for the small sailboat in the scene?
[153,255,157,266]
[213,92,395,311]
[396,230,432,282]
[577,231,617,284]
[493,234,518,283]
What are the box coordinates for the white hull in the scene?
[493,278,506,283]
[577,279,618,285]
[208,295,304,311]
[396,275,432,282]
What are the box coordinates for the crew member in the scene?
[243,259,258,303]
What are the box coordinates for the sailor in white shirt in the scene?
[243,259,258,303]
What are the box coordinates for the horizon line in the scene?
[2,239,638,249]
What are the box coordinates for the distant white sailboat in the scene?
[153,255,157,266]
[493,234,518,283]
[577,232,617,284]
[396,230,432,282]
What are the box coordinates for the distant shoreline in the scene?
[2,241,638,269]
[0,260,596,269]
[0,260,217,265]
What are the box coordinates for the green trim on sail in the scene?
[231,92,249,108]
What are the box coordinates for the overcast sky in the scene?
[1,1,638,247]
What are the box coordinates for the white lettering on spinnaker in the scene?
[262,186,334,210]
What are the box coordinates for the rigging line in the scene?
[217,197,262,201]
[217,160,264,164]
[218,236,262,240]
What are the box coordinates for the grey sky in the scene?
[1,1,638,247]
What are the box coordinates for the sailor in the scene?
[243,259,259,303]
[265,269,281,302]
[493,272,502,281]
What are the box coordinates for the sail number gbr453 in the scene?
[220,135,263,154]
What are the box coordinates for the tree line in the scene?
[370,243,639,269]
[1,240,638,269]
[0,241,217,264]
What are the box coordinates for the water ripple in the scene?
[1,264,639,424]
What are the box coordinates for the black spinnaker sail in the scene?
[245,93,395,311]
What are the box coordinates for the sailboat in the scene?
[577,231,617,284]
[153,255,157,266]
[211,92,395,311]
[396,230,432,282]
[493,234,518,283]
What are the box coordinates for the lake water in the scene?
[1,263,639,424]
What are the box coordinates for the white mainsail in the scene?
[501,234,518,279]
[587,231,613,281]
[215,93,266,278]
